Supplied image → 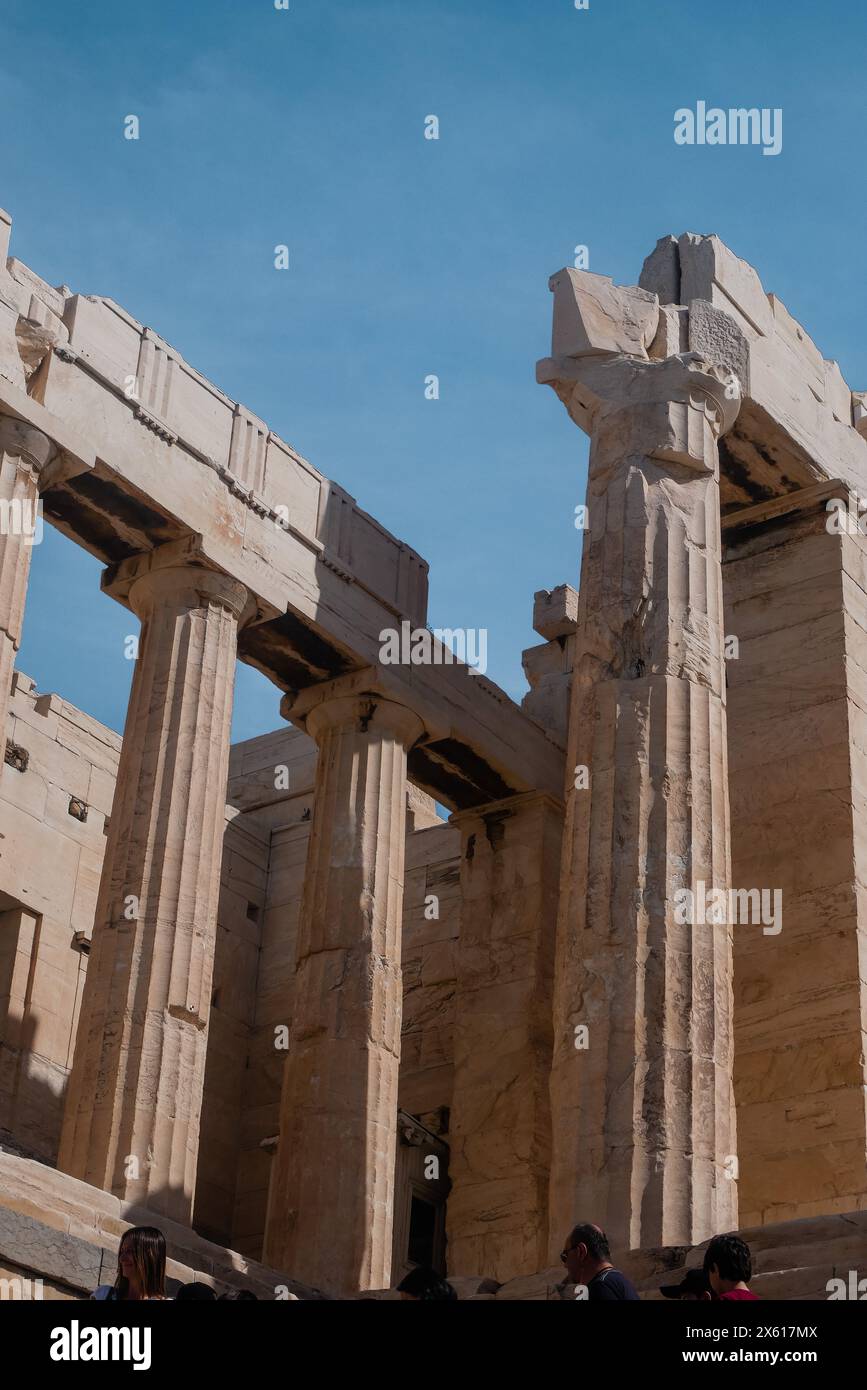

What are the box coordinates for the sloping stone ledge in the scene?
[629,1209,867,1301]
[0,1148,328,1300]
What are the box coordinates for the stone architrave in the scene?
[0,416,55,741]
[58,542,249,1223]
[263,684,423,1294]
[539,298,742,1254]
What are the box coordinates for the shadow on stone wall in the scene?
[0,1011,68,1167]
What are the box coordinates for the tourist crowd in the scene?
[90,1221,760,1302]
[395,1224,760,1301]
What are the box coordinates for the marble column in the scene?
[58,541,248,1223]
[263,685,423,1294]
[447,792,563,1281]
[544,351,741,1254]
[0,416,54,744]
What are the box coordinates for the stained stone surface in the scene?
[446,792,562,1280]
[724,502,867,1225]
[688,298,750,398]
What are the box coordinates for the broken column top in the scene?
[539,232,867,506]
[639,232,772,337]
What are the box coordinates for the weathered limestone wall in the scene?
[210,727,317,1257]
[724,501,867,1225]
[0,671,118,1162]
[446,793,561,1281]
[400,819,461,1119]
[193,808,271,1248]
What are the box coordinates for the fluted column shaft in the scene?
[263,691,423,1294]
[58,549,248,1223]
[550,384,738,1254]
[0,416,54,740]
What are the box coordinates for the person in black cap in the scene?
[660,1268,714,1301]
[561,1223,640,1300]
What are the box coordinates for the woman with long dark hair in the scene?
[91,1226,167,1301]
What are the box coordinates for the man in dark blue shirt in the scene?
[561,1222,641,1300]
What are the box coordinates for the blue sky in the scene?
[2,0,866,740]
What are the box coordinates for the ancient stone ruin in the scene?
[1,206,866,1298]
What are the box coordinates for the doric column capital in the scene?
[101,535,251,624]
[284,679,424,750]
[0,413,57,481]
[282,668,425,749]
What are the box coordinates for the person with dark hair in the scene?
[396,1266,457,1301]
[91,1226,167,1301]
[175,1282,217,1300]
[561,1222,640,1300]
[660,1268,714,1301]
[703,1234,760,1301]
[218,1289,258,1300]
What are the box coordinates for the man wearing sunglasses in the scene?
[561,1223,640,1301]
